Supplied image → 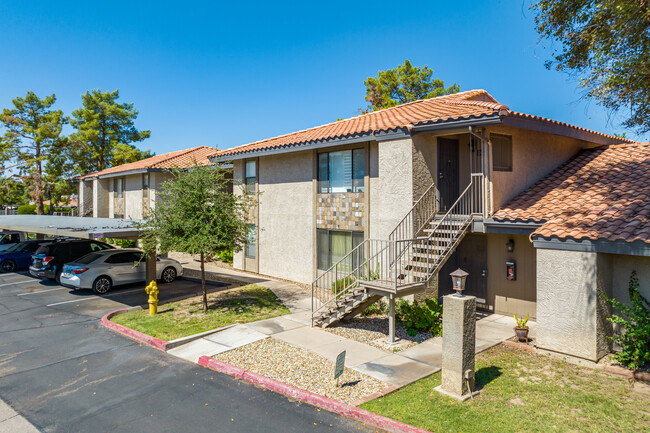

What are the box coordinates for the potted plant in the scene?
[513,313,529,343]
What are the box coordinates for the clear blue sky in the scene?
[0,0,645,156]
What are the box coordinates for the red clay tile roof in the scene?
[216,89,632,158]
[493,143,650,244]
[75,146,217,180]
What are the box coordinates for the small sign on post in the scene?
[334,350,346,386]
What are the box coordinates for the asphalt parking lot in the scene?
[0,271,377,433]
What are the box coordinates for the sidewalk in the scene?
[167,253,530,389]
[0,398,39,433]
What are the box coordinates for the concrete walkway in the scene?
[0,397,40,433]
[168,253,535,387]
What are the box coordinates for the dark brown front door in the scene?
[438,234,488,307]
[438,138,459,212]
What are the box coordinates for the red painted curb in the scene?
[101,309,169,351]
[198,356,432,433]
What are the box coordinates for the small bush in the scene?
[396,297,443,336]
[332,276,355,293]
[100,238,138,248]
[17,204,64,215]
[603,270,650,371]
[361,299,387,316]
[216,248,233,264]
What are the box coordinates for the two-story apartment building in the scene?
[73,146,218,220]
[215,89,648,362]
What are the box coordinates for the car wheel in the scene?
[161,267,176,283]
[93,276,112,294]
[55,269,62,285]
[0,260,16,273]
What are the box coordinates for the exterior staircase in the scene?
[311,174,484,328]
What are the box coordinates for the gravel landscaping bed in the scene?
[213,338,387,404]
[325,315,437,352]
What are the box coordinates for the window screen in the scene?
[316,229,364,270]
[114,177,124,198]
[491,134,513,172]
[318,149,364,193]
[245,160,257,193]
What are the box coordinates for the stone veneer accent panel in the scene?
[317,193,364,230]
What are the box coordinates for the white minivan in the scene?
[0,232,26,252]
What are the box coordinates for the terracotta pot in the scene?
[514,326,529,343]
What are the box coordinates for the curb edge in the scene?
[198,356,432,433]
[100,309,169,351]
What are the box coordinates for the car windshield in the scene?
[75,252,104,265]
[5,242,26,253]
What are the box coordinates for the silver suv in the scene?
[60,249,183,294]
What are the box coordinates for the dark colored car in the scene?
[29,240,113,283]
[0,240,52,273]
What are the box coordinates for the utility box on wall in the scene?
[506,261,516,281]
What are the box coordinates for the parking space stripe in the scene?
[46,287,144,307]
[17,287,69,296]
[0,280,40,288]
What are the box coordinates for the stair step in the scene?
[423,228,462,234]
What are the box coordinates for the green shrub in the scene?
[361,299,387,316]
[17,204,64,215]
[332,276,355,293]
[603,271,650,371]
[100,238,138,248]
[216,248,233,264]
[396,297,443,336]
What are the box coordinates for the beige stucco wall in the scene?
[487,233,537,319]
[536,248,612,361]
[78,181,93,217]
[92,178,109,218]
[608,254,650,306]
[124,174,142,219]
[369,137,414,240]
[486,125,597,210]
[257,151,314,283]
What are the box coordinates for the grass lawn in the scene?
[361,345,649,433]
[111,284,290,340]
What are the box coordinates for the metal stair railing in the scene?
[416,173,483,282]
[311,174,484,324]
[389,181,437,242]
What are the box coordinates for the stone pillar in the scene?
[435,294,478,401]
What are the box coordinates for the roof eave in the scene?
[501,113,629,146]
[533,236,650,257]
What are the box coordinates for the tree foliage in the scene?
[603,271,650,371]
[532,0,650,133]
[139,162,251,311]
[69,89,151,174]
[0,177,29,206]
[364,60,460,112]
[0,92,67,214]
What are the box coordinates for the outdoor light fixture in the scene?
[506,239,515,253]
[450,268,469,296]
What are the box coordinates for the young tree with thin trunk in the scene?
[69,89,151,175]
[0,92,67,215]
[138,161,251,312]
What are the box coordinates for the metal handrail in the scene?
[389,181,437,242]
[311,174,484,325]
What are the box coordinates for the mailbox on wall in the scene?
[506,261,516,281]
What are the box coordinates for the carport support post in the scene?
[145,248,157,286]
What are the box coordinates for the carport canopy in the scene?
[0,215,158,283]
[0,215,142,239]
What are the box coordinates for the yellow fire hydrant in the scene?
[145,280,159,315]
